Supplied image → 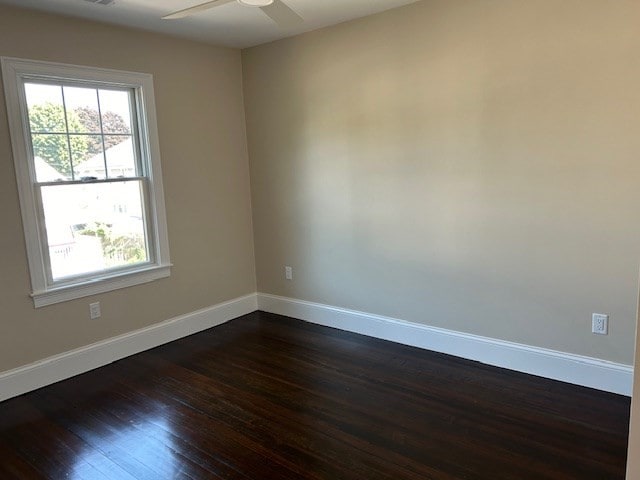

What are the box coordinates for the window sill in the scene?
[31,264,172,308]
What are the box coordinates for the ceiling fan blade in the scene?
[163,0,235,19]
[260,0,303,28]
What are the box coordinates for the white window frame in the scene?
[2,57,171,308]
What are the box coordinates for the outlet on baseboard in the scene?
[285,266,293,281]
[592,313,608,335]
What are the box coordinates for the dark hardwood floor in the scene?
[0,311,631,479]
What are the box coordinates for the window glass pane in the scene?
[72,135,106,180]
[25,83,66,133]
[99,89,132,134]
[105,135,136,178]
[41,181,149,280]
[31,134,72,181]
[63,86,99,134]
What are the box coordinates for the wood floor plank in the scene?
[0,439,46,479]
[0,311,630,479]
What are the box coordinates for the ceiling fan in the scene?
[163,0,304,28]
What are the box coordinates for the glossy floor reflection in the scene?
[70,416,177,479]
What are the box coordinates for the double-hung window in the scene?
[2,58,171,307]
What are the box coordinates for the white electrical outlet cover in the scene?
[90,302,101,320]
[592,313,608,335]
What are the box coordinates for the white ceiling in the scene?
[0,0,421,48]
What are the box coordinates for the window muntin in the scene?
[2,58,171,307]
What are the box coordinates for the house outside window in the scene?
[2,58,171,307]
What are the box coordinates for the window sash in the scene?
[24,79,153,286]
[34,177,156,288]
[23,80,143,182]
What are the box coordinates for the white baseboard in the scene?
[257,293,634,396]
[0,293,258,402]
[1,291,632,402]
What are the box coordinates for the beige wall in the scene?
[0,5,256,372]
[243,0,640,364]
